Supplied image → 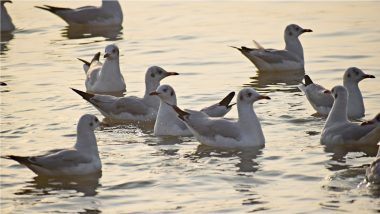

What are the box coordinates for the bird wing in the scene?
[187,116,241,140]
[241,47,300,64]
[305,84,334,109]
[111,97,150,115]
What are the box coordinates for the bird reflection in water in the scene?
[191,144,263,173]
[244,70,304,93]
[1,32,14,54]
[15,172,102,197]
[61,25,123,40]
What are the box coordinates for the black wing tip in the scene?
[3,155,29,164]
[71,88,94,101]
[219,91,235,107]
[77,58,91,66]
[91,52,101,63]
[35,5,70,13]
[304,75,313,86]
[171,105,189,121]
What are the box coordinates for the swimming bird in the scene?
[1,0,15,32]
[320,86,380,147]
[298,67,375,118]
[231,24,312,72]
[365,140,380,185]
[78,44,126,94]
[35,0,123,27]
[171,88,270,148]
[3,114,101,177]
[150,84,235,136]
[72,66,178,122]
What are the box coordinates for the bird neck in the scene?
[285,37,304,61]
[101,58,122,79]
[325,96,349,127]
[343,81,364,113]
[143,82,161,107]
[75,129,99,155]
[237,102,264,141]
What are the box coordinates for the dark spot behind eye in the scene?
[112,49,116,53]
[347,74,351,78]
[95,118,99,122]
[354,70,359,75]
[288,31,293,36]
[171,91,174,96]
[90,122,93,127]
[151,73,155,78]
[334,94,338,99]
[247,92,252,97]
[163,88,167,93]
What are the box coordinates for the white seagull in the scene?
[78,44,126,94]
[72,66,178,122]
[320,86,380,147]
[231,24,312,72]
[35,0,123,27]
[298,67,375,118]
[1,0,15,32]
[171,88,270,149]
[150,84,236,136]
[4,114,101,177]
[366,138,380,185]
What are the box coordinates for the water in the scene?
[1,1,380,213]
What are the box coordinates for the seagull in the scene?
[35,0,123,27]
[1,0,15,32]
[231,24,312,72]
[366,140,380,185]
[72,66,179,122]
[149,84,235,136]
[171,88,270,148]
[78,44,126,94]
[3,114,102,177]
[298,67,375,118]
[320,86,380,147]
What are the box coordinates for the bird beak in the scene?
[166,72,179,76]
[363,74,375,79]
[323,90,331,94]
[302,29,313,33]
[258,95,271,100]
[104,53,109,58]
[149,91,160,96]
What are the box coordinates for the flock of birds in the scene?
[2,0,380,186]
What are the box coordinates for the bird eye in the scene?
[247,92,252,97]
[89,122,93,127]
[295,27,300,31]
[112,49,116,53]
[334,94,338,99]
[347,73,351,78]
[95,118,99,123]
[354,70,359,75]
[151,73,155,78]
[288,31,293,36]
[158,70,163,75]
[163,88,167,93]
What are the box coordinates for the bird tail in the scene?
[229,46,242,51]
[91,52,101,63]
[170,104,190,121]
[219,92,235,108]
[71,88,95,102]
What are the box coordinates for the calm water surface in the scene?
[1,1,380,213]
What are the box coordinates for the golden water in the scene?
[1,1,380,213]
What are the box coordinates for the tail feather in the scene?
[71,88,95,102]
[253,40,265,50]
[171,105,190,121]
[219,92,235,107]
[304,75,314,86]
[227,103,237,109]
[229,45,242,51]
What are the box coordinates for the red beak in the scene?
[149,91,160,96]
[166,72,179,76]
